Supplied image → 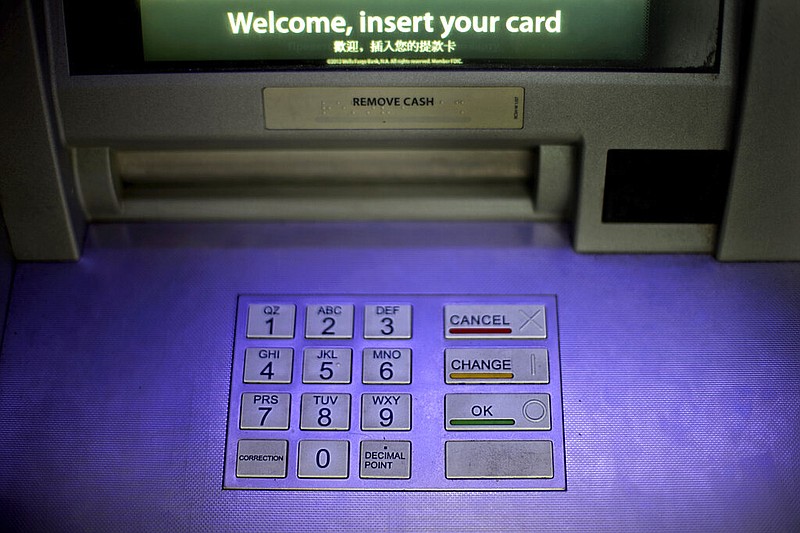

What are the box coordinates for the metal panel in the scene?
[0,0,84,260]
[718,0,800,261]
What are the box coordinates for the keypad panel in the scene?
[225,295,565,490]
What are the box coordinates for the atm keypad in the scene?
[226,296,565,490]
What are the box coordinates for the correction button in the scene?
[236,440,288,478]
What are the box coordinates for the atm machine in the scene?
[1,0,799,530]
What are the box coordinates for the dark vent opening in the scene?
[602,149,731,224]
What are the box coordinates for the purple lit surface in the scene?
[1,223,799,531]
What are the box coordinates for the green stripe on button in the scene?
[449,418,516,426]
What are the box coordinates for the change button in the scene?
[445,348,549,384]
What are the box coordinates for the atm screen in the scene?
[140,0,649,67]
[64,0,723,73]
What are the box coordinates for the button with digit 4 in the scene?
[244,348,294,384]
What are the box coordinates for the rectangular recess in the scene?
[108,149,541,221]
[224,295,565,490]
[115,149,533,184]
[602,149,731,224]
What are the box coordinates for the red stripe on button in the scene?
[449,327,513,335]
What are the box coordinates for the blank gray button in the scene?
[445,441,554,479]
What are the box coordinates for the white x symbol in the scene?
[519,309,543,331]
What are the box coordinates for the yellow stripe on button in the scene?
[449,372,514,380]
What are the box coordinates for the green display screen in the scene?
[140,0,651,67]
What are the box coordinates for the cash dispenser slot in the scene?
[76,147,576,221]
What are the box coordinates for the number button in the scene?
[240,393,291,430]
[364,305,412,339]
[300,393,351,430]
[305,304,354,339]
[362,348,412,384]
[243,348,293,383]
[246,304,296,339]
[297,440,350,479]
[302,348,352,384]
[361,393,411,431]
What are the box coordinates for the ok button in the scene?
[445,393,551,431]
